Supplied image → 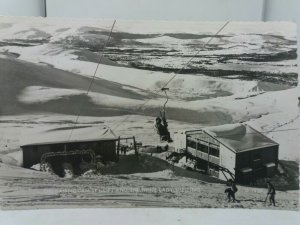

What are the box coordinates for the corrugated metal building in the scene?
[174,123,279,184]
[20,126,118,168]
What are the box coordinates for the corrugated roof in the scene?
[20,126,117,147]
[190,123,278,153]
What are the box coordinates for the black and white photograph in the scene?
[0,17,298,210]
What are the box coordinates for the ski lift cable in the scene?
[111,21,230,131]
[160,20,230,91]
[67,20,117,142]
[162,89,169,110]
[115,128,298,135]
[136,20,231,111]
[111,126,298,146]
[101,102,300,135]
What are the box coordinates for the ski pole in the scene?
[264,193,269,203]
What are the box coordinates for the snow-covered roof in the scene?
[20,126,117,147]
[189,123,278,153]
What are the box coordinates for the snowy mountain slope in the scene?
[0,17,297,86]
[0,56,151,116]
[0,161,298,210]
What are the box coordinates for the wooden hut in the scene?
[20,126,118,168]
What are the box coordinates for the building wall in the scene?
[219,145,236,181]
[186,133,220,165]
[22,140,117,168]
[23,144,63,168]
[235,145,279,183]
[235,145,279,169]
[91,141,116,159]
[174,131,186,152]
[186,132,221,177]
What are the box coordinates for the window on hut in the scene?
[209,147,220,158]
[197,144,208,153]
[187,139,196,149]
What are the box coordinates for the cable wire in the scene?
[111,21,231,131]
[67,20,116,141]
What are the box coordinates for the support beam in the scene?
[133,136,138,155]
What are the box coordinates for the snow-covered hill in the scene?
[0,160,298,210]
[0,17,297,86]
[0,17,298,210]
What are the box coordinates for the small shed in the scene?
[20,126,118,168]
[174,123,279,184]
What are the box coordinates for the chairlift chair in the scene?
[155,87,173,142]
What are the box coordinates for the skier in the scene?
[266,180,276,206]
[225,179,238,202]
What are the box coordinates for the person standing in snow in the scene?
[225,179,238,202]
[266,181,276,206]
